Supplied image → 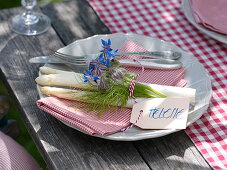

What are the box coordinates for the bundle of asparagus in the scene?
[35,40,196,115]
[36,66,195,106]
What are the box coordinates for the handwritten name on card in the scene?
[130,98,190,129]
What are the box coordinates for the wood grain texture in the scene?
[41,0,111,45]
[0,5,149,170]
[0,0,211,170]
[134,131,211,170]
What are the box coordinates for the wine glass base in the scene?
[10,12,51,36]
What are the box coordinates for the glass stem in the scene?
[21,0,39,25]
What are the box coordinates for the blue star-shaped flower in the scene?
[83,39,118,84]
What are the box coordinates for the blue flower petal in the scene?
[85,70,92,75]
[107,39,111,46]
[89,66,95,70]
[106,59,110,67]
[100,60,106,65]
[108,52,114,57]
[98,53,104,60]
[101,39,106,46]
[93,76,100,80]
[113,49,118,54]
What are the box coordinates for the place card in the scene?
[130,97,190,129]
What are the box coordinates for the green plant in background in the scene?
[0,0,21,9]
[38,0,65,5]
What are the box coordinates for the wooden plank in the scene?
[134,131,211,170]
[41,0,110,45]
[40,1,212,169]
[0,5,150,170]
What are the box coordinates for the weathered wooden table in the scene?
[0,1,212,169]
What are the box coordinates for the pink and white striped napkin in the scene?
[189,0,227,34]
[37,98,132,136]
[119,41,187,86]
[37,41,186,136]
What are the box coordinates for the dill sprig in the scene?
[79,78,166,117]
[80,81,129,117]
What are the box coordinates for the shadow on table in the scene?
[41,0,111,46]
[134,130,211,169]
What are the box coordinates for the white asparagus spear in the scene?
[40,86,142,108]
[36,73,95,90]
[144,83,196,103]
[37,67,97,90]
[40,66,74,74]
[41,86,88,101]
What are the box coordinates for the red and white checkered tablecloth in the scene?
[88,0,227,169]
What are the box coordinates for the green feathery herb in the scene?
[78,80,166,117]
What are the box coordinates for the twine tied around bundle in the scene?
[121,59,144,132]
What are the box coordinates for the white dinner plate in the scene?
[37,33,212,141]
[181,0,227,44]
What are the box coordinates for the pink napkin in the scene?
[119,41,187,86]
[189,0,227,34]
[37,98,132,136]
[37,40,186,136]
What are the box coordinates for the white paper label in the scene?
[130,97,190,129]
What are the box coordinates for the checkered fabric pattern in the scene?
[88,0,227,169]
